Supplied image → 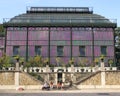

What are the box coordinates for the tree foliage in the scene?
[0,53,11,68]
[24,56,44,68]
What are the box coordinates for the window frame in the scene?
[101,46,107,56]
[35,46,41,56]
[79,46,85,57]
[57,46,64,57]
[13,46,20,56]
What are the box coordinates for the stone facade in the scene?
[105,71,120,85]
[19,72,42,85]
[0,71,42,85]
[80,72,101,85]
[0,72,14,85]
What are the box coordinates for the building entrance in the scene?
[57,73,62,82]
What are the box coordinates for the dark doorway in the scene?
[58,73,62,82]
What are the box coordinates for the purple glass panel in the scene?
[29,46,48,57]
[20,46,26,56]
[107,46,114,56]
[0,50,3,57]
[7,31,27,40]
[41,46,48,57]
[50,41,70,45]
[6,46,13,56]
[28,31,48,40]
[50,46,56,56]
[72,31,92,40]
[28,46,35,56]
[94,31,113,40]
[64,46,71,56]
[94,46,100,56]
[72,46,79,56]
[28,41,48,45]
[50,46,70,57]
[86,46,92,56]
[7,41,26,45]
[72,46,92,57]
[50,31,71,40]
[0,37,4,46]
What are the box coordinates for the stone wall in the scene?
[19,72,42,85]
[0,71,14,85]
[80,72,101,85]
[105,71,120,85]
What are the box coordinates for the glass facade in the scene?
[4,7,116,66]
[5,27,115,66]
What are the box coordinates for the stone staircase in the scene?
[20,72,43,85]
[74,71,101,85]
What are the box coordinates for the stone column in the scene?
[55,73,57,84]
[101,62,105,71]
[100,60,106,87]
[16,62,19,71]
[46,65,50,72]
[15,61,20,87]
[62,73,65,83]
[71,65,75,82]
[71,64,75,73]
[15,72,19,86]
[101,71,105,87]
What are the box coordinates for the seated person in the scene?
[57,81,62,89]
[50,81,53,89]
[42,81,50,90]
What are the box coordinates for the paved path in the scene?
[0,93,120,96]
[0,89,120,93]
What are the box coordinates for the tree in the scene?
[115,27,120,67]
[24,56,44,68]
[0,24,5,37]
[0,53,11,69]
[0,24,4,32]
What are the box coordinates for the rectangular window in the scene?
[57,46,64,57]
[101,46,107,56]
[13,46,19,56]
[35,46,41,56]
[79,46,85,56]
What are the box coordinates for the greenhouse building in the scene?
[3,7,117,67]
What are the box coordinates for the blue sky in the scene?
[0,0,120,26]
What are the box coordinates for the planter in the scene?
[32,69,34,72]
[101,58,104,62]
[36,69,39,72]
[110,67,112,70]
[81,68,84,72]
[5,67,9,70]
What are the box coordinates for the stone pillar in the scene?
[71,65,75,82]
[46,65,50,72]
[16,62,19,71]
[101,71,105,87]
[47,73,49,82]
[15,72,19,86]
[62,73,65,82]
[101,62,105,71]
[55,73,57,84]
[15,61,20,88]
[71,65,75,73]
[71,73,76,83]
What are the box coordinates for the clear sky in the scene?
[0,0,120,26]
